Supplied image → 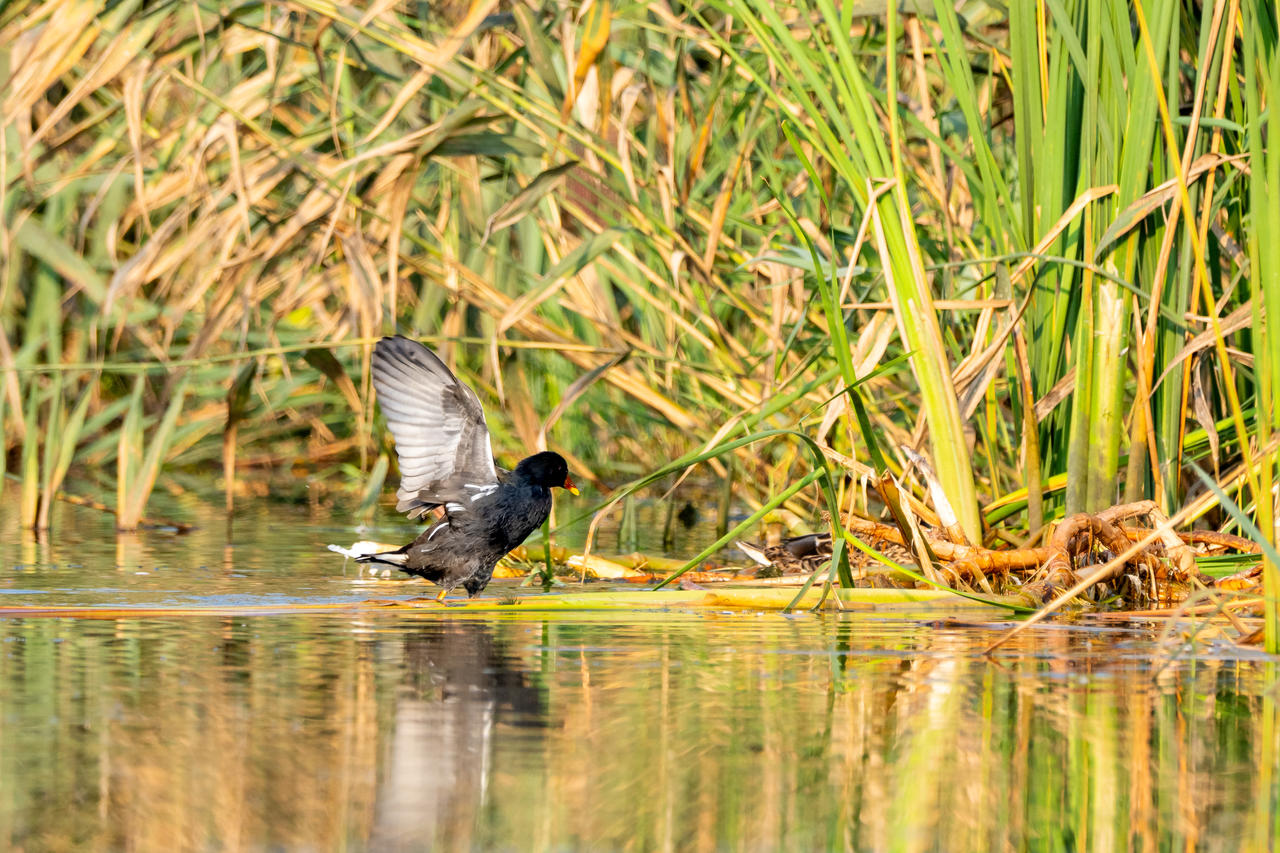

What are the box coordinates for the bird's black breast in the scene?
[479,484,553,551]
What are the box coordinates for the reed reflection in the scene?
[0,612,1274,852]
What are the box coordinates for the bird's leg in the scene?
[435,587,449,604]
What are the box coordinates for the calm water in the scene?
[2,496,1279,851]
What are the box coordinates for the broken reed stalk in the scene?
[1122,528,1262,554]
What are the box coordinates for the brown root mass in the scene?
[744,501,1259,611]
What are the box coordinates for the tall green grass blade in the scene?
[0,374,7,486]
[1189,464,1280,576]
[45,378,95,508]
[119,377,189,530]
[116,376,146,530]
[653,470,822,590]
[357,453,390,523]
[19,384,40,529]
[36,373,64,530]
[1241,0,1280,652]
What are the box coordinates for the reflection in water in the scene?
[373,621,544,850]
[0,498,1277,850]
[0,612,1277,851]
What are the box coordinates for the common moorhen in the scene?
[356,335,579,600]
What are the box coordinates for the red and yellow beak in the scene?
[563,475,580,496]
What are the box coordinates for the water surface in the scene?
[1,496,1278,851]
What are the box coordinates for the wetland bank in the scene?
[2,0,1280,849]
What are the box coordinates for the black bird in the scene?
[356,335,579,601]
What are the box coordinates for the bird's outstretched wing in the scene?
[371,335,500,519]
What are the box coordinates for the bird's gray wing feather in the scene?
[371,335,500,519]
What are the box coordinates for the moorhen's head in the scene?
[515,451,579,494]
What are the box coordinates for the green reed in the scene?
[0,0,1274,638]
